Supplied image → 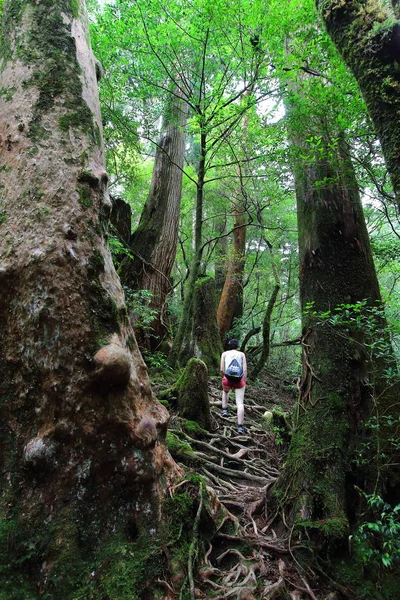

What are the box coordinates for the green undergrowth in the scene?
[332,554,400,600]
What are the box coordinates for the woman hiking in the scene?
[220,339,247,434]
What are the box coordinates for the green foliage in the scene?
[142,351,172,373]
[108,235,133,272]
[353,494,400,570]
[182,419,208,438]
[124,288,158,332]
[305,299,400,371]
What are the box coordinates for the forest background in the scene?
[90,0,400,375]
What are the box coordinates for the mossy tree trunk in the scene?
[109,195,132,266]
[0,1,178,596]
[316,0,400,203]
[110,195,131,245]
[120,89,189,350]
[179,276,223,373]
[276,114,399,543]
[160,358,211,430]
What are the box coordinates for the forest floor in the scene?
[159,374,332,600]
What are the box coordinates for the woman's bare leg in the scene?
[222,389,230,411]
[235,387,245,425]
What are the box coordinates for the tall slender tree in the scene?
[217,188,248,342]
[120,88,189,349]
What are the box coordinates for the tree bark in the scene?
[185,276,223,373]
[120,89,189,349]
[110,195,131,245]
[217,205,247,342]
[159,358,211,430]
[214,215,228,298]
[169,132,207,368]
[216,96,252,342]
[0,1,177,595]
[276,116,399,542]
[316,0,400,203]
[249,284,280,380]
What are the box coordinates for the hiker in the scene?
[220,339,247,434]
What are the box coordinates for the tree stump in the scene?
[160,358,211,430]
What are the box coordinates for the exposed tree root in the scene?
[164,378,329,599]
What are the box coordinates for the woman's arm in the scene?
[220,352,226,377]
[242,353,247,380]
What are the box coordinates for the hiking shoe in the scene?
[221,409,228,417]
[237,425,244,434]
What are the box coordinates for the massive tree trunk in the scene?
[0,1,177,596]
[217,100,252,342]
[316,0,400,203]
[276,117,399,542]
[120,90,189,350]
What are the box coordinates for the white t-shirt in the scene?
[221,350,246,379]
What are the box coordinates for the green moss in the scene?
[163,359,211,429]
[297,516,349,539]
[0,481,218,600]
[59,104,94,136]
[0,86,15,101]
[0,212,7,226]
[182,419,208,438]
[77,183,93,208]
[74,534,164,600]
[67,479,209,599]
[27,120,49,142]
[190,276,223,372]
[0,503,90,600]
[166,431,197,464]
[3,0,99,144]
[70,0,80,18]
[26,146,39,157]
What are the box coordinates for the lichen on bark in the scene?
[316,0,400,202]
